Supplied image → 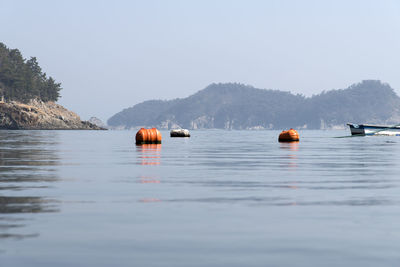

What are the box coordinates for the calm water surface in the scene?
[1,130,400,266]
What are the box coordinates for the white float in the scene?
[170,129,190,137]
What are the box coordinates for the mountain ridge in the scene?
[108,80,400,130]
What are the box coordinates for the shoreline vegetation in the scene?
[0,42,104,130]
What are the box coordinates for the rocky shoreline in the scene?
[0,99,105,130]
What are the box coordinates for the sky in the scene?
[1,0,400,122]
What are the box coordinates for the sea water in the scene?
[0,130,400,266]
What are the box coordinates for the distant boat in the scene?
[347,123,400,136]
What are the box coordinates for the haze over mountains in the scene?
[108,80,400,130]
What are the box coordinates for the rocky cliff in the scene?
[0,99,104,130]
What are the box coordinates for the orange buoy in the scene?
[135,128,162,144]
[278,128,299,142]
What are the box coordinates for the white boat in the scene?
[347,123,400,136]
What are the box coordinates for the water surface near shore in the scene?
[1,130,400,266]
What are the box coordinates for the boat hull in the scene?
[347,123,400,136]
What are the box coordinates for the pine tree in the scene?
[0,42,62,102]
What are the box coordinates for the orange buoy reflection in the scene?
[136,144,161,165]
[279,141,298,170]
[140,175,160,184]
[279,141,299,151]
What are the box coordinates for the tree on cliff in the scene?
[0,42,61,102]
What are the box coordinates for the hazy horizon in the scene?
[2,0,400,122]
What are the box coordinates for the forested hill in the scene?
[0,42,61,102]
[108,80,400,130]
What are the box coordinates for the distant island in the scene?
[0,42,103,130]
[108,80,400,130]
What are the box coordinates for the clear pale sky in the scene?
[1,0,400,122]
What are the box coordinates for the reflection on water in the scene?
[163,196,392,206]
[136,144,161,165]
[156,133,400,208]
[136,144,162,203]
[0,131,60,239]
[3,130,400,266]
[139,198,161,203]
[0,196,59,213]
[279,142,299,170]
[279,141,299,151]
[139,175,160,184]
